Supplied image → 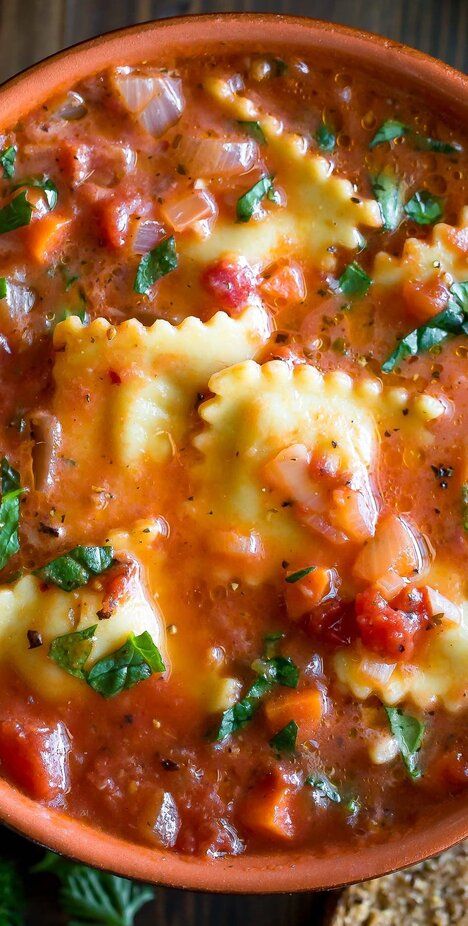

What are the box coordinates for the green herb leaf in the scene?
[371,170,403,231]
[59,264,79,291]
[14,175,58,211]
[338,261,372,297]
[369,119,407,148]
[315,120,335,152]
[404,190,443,225]
[0,856,24,926]
[33,851,154,926]
[237,121,266,145]
[0,278,7,299]
[384,706,425,779]
[413,135,462,154]
[462,484,468,532]
[0,146,17,180]
[51,302,88,328]
[87,631,165,699]
[263,630,284,658]
[285,565,316,584]
[49,624,97,679]
[216,654,299,740]
[133,235,178,295]
[0,458,23,571]
[270,719,298,754]
[36,545,114,592]
[306,772,342,803]
[236,175,274,222]
[382,280,468,372]
[0,191,32,234]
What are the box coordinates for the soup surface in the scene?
[0,47,466,859]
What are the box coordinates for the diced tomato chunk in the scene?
[355,585,430,661]
[302,597,357,647]
[0,720,70,801]
[402,277,449,324]
[201,258,256,311]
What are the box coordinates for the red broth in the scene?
[0,50,466,858]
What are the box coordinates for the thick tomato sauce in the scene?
[0,49,466,857]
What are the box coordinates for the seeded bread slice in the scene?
[329,841,467,926]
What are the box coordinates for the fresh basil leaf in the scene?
[51,302,88,328]
[413,135,462,154]
[270,719,298,754]
[0,277,7,299]
[382,280,468,372]
[263,630,284,658]
[384,706,425,779]
[252,655,299,688]
[315,120,335,152]
[306,772,342,803]
[87,631,166,699]
[36,545,114,592]
[0,458,23,571]
[33,850,154,926]
[237,120,266,145]
[369,119,407,148]
[134,235,178,295]
[49,624,97,679]
[236,175,274,222]
[216,675,270,741]
[0,191,32,234]
[338,261,372,297]
[285,565,316,584]
[371,170,403,231]
[404,190,443,225]
[462,484,468,532]
[0,145,17,179]
[14,175,58,211]
[59,264,79,291]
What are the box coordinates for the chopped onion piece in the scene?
[114,69,184,137]
[161,189,217,232]
[177,136,258,177]
[30,410,62,492]
[353,513,432,583]
[359,657,396,684]
[4,281,35,319]
[132,219,165,254]
[53,91,87,121]
[424,587,462,625]
[152,791,180,848]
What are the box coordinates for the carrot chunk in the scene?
[241,772,295,840]
[285,566,335,621]
[25,214,71,263]
[264,688,323,742]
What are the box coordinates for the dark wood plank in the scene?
[0,1,466,924]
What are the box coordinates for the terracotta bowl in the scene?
[0,14,467,892]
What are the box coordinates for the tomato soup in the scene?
[0,47,466,858]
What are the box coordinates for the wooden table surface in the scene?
[0,1,465,923]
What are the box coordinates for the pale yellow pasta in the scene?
[374,207,468,288]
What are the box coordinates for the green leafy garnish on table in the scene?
[0,145,17,179]
[236,175,275,222]
[87,631,165,698]
[382,280,468,372]
[0,459,24,571]
[237,120,267,145]
[370,119,461,154]
[0,191,32,234]
[134,235,178,294]
[0,857,23,926]
[404,190,443,225]
[270,719,298,755]
[216,655,299,741]
[371,170,403,231]
[49,624,97,679]
[338,261,372,297]
[315,119,335,152]
[384,706,425,779]
[33,851,154,926]
[305,772,342,803]
[36,545,114,591]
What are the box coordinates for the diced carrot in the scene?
[240,772,295,840]
[402,277,449,323]
[329,482,377,543]
[25,214,71,263]
[260,260,306,308]
[264,688,323,742]
[285,567,335,621]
